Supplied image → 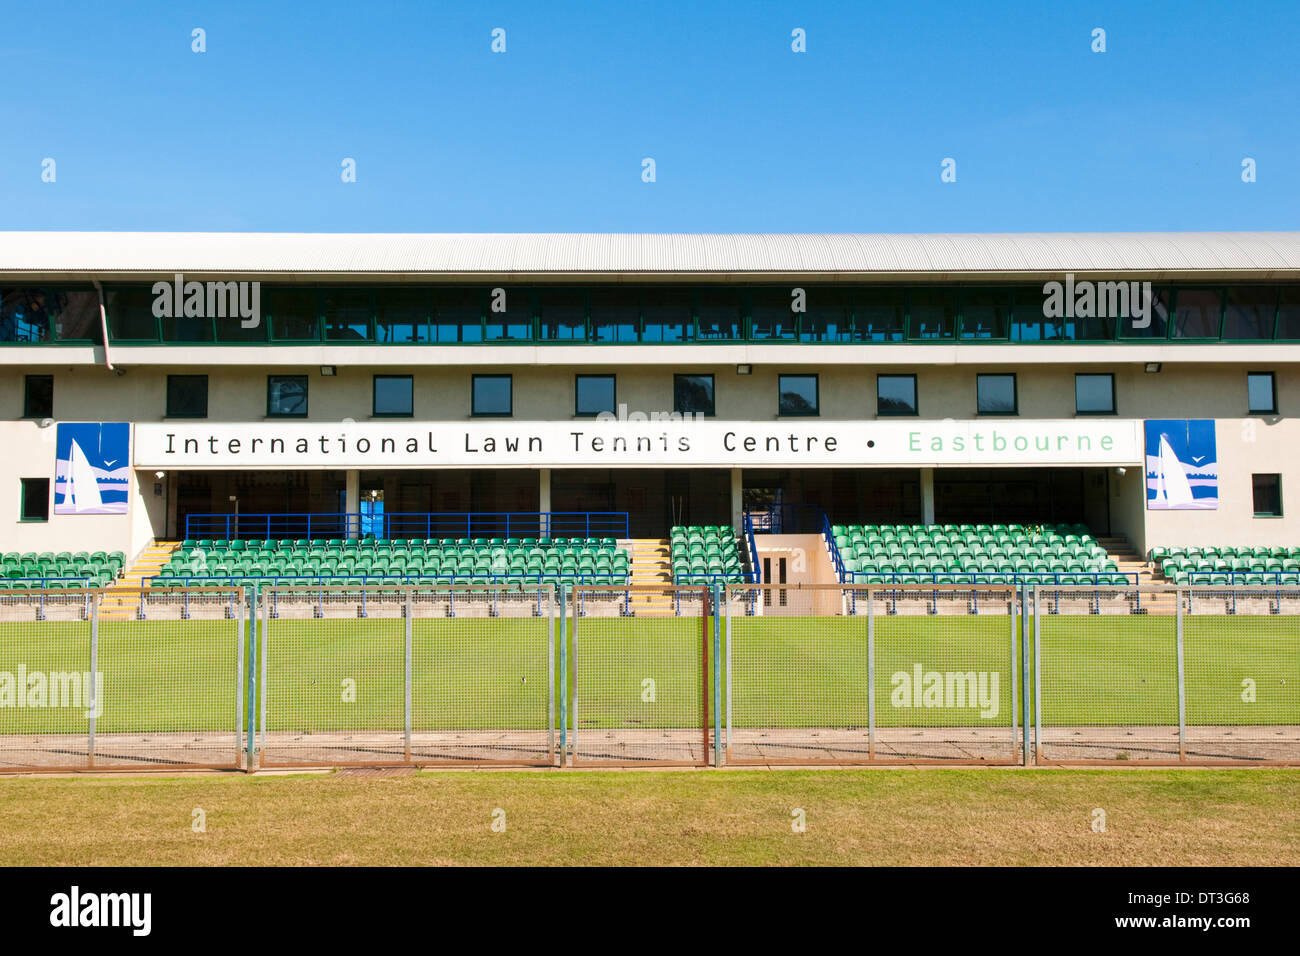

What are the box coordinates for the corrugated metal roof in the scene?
[1,231,1299,277]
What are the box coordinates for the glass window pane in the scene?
[1253,474,1282,517]
[486,290,532,340]
[375,288,431,343]
[674,374,715,415]
[473,375,512,416]
[1276,288,1300,340]
[960,290,1010,339]
[373,375,413,416]
[908,290,955,339]
[268,375,308,417]
[641,290,691,342]
[1119,287,1171,339]
[589,289,639,342]
[50,291,102,341]
[106,288,159,340]
[167,375,208,418]
[1075,374,1114,414]
[778,375,818,416]
[977,374,1017,414]
[750,289,799,340]
[1172,289,1223,338]
[20,478,49,522]
[696,290,741,340]
[432,289,482,343]
[877,375,917,416]
[855,290,904,341]
[798,290,851,342]
[576,375,616,416]
[1247,373,1276,414]
[1224,287,1277,340]
[539,290,586,341]
[270,289,320,340]
[323,290,372,341]
[24,375,53,418]
[2,290,53,342]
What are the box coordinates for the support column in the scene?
[345,469,360,538]
[921,467,936,525]
[730,468,743,532]
[539,468,551,536]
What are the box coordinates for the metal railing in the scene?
[743,513,762,585]
[183,511,631,541]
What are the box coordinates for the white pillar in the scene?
[345,469,360,538]
[920,468,936,525]
[539,468,551,531]
[730,468,743,531]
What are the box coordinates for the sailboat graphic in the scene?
[1154,433,1195,508]
[66,439,105,513]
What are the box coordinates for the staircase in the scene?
[1096,535,1176,614]
[99,541,179,620]
[623,538,676,616]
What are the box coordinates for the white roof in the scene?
[2,231,1299,279]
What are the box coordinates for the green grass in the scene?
[1,614,1296,737]
[0,768,1296,866]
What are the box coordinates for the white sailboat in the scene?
[65,439,105,512]
[1154,434,1196,508]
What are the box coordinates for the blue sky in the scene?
[2,0,1297,233]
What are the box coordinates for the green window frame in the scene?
[267,375,309,418]
[1247,372,1277,415]
[976,373,1018,415]
[20,477,49,522]
[1075,373,1116,416]
[23,374,53,418]
[877,374,918,417]
[372,374,414,417]
[472,374,513,417]
[777,374,819,417]
[575,374,616,417]
[166,374,209,418]
[1253,473,1283,517]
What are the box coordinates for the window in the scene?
[575,374,615,417]
[1224,287,1277,340]
[778,374,819,416]
[539,290,587,341]
[589,289,639,343]
[472,375,512,417]
[485,289,532,341]
[1118,287,1172,339]
[19,478,48,522]
[267,375,308,417]
[269,289,320,340]
[1276,288,1300,340]
[696,290,742,340]
[431,289,482,343]
[23,374,53,418]
[1075,373,1115,415]
[640,290,691,343]
[854,289,905,342]
[375,288,431,343]
[960,290,1011,339]
[1253,474,1282,517]
[976,373,1017,415]
[797,290,851,342]
[908,290,956,339]
[166,375,208,418]
[373,375,413,417]
[750,289,799,340]
[1247,372,1276,415]
[1171,289,1223,339]
[323,290,372,341]
[105,288,160,341]
[877,374,918,416]
[674,374,715,416]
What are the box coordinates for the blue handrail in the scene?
[821,513,848,583]
[843,570,1140,586]
[743,513,762,585]
[146,571,632,588]
[184,512,630,540]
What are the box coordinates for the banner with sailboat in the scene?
[1144,419,1217,510]
[53,422,130,515]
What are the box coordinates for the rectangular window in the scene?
[1118,287,1172,339]
[539,290,587,341]
[373,375,413,417]
[1276,288,1300,340]
[1,289,53,343]
[695,290,741,340]
[1247,372,1276,415]
[166,374,208,418]
[589,289,639,343]
[797,290,851,342]
[778,374,819,416]
[1075,373,1115,415]
[485,290,533,341]
[105,288,160,341]
[877,374,917,416]
[908,290,956,339]
[960,290,1011,339]
[673,374,715,416]
[1224,287,1277,340]
[750,289,799,340]
[323,289,373,341]
[472,374,512,417]
[267,375,308,417]
[19,478,49,522]
[854,289,905,342]
[641,290,691,343]
[976,373,1017,415]
[432,289,482,343]
[269,289,320,341]
[375,288,431,343]
[575,374,616,417]
[1171,289,1223,339]
[23,374,53,418]
[1253,474,1282,517]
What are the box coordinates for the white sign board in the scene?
[134,420,1143,470]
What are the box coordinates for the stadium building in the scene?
[2,231,1300,598]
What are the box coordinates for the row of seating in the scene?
[1152,545,1300,585]
[182,537,619,551]
[671,526,746,585]
[1,550,124,586]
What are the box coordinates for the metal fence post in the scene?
[867,586,876,760]
[235,587,245,769]
[245,586,258,771]
[713,583,722,767]
[1176,589,1186,761]
[725,584,732,752]
[404,586,413,763]
[1010,585,1018,763]
[1032,586,1042,767]
[559,584,569,766]
[548,585,556,762]
[259,587,269,757]
[88,591,98,769]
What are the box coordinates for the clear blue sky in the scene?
[2,0,1297,233]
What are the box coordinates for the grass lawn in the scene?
[1,614,1296,738]
[0,767,1296,866]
